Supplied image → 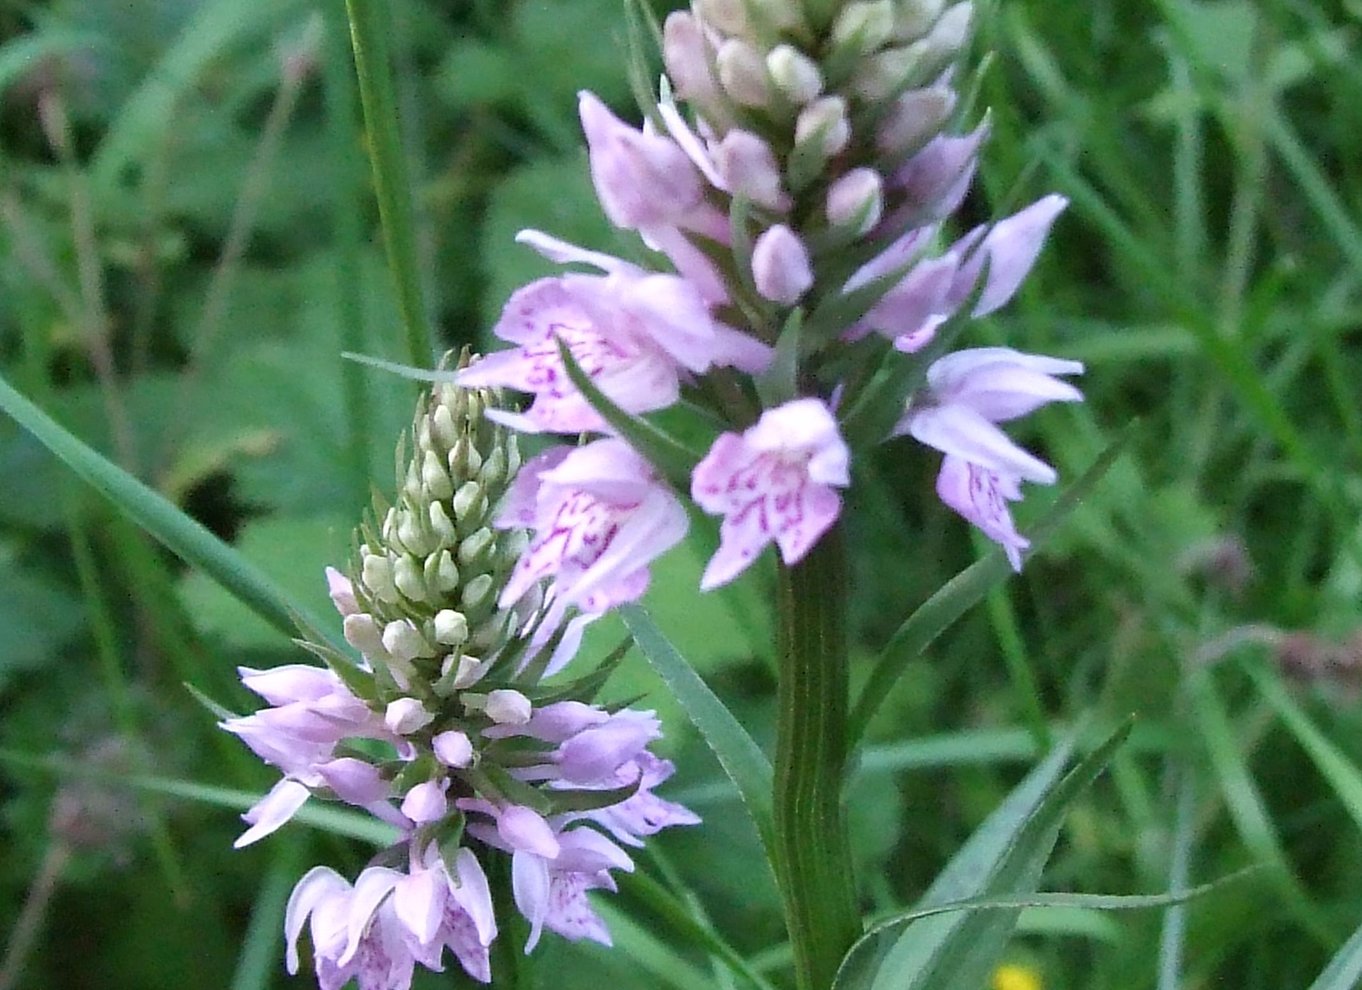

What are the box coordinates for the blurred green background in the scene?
[1,0,1361,988]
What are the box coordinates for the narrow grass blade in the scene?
[863,867,1259,932]
[1246,662,1362,837]
[344,0,434,366]
[620,871,778,990]
[1307,918,1362,990]
[832,722,1128,990]
[849,427,1134,742]
[1185,667,1334,946]
[0,374,341,651]
[229,838,306,990]
[619,605,777,867]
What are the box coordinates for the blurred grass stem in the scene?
[40,88,138,473]
[163,26,313,469]
[0,839,69,990]
[344,0,436,367]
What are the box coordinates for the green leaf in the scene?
[849,426,1135,742]
[834,721,1130,990]
[0,373,343,653]
[619,605,777,867]
[556,337,703,488]
[1307,917,1362,990]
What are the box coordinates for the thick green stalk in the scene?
[775,522,860,990]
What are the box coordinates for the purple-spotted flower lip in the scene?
[691,397,851,589]
[495,439,689,614]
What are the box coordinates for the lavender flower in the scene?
[225,369,698,989]
[895,347,1084,567]
[692,399,850,589]
[456,0,1082,601]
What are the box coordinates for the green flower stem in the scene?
[775,521,861,990]
[343,0,435,368]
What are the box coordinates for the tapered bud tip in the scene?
[795,96,851,158]
[752,225,814,305]
[695,0,748,34]
[385,698,434,735]
[717,38,770,107]
[485,689,532,725]
[663,12,718,103]
[832,1,896,54]
[400,779,448,824]
[826,167,885,234]
[767,45,823,104]
[434,609,470,646]
[894,0,947,40]
[433,730,474,768]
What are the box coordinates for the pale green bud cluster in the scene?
[343,360,528,702]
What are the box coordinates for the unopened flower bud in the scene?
[461,573,494,612]
[926,2,972,57]
[832,2,896,54]
[827,167,884,233]
[497,805,559,858]
[795,96,851,158]
[748,0,806,31]
[343,613,386,658]
[362,553,399,603]
[477,446,506,488]
[580,91,703,230]
[397,511,433,557]
[766,45,823,104]
[448,654,489,690]
[433,730,474,768]
[382,619,429,663]
[876,86,956,156]
[433,609,469,646]
[431,549,461,593]
[421,450,453,500]
[401,778,448,824]
[452,481,484,525]
[428,501,457,543]
[893,0,946,40]
[695,0,748,34]
[393,554,428,602]
[485,689,532,725]
[385,697,434,735]
[752,225,814,304]
[431,403,459,449]
[459,528,494,567]
[325,566,358,616]
[861,2,970,97]
[717,38,770,107]
[664,12,720,104]
[715,130,786,210]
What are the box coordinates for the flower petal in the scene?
[904,404,1057,484]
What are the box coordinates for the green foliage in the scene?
[1,0,1362,987]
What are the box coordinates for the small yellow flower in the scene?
[992,963,1043,990]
